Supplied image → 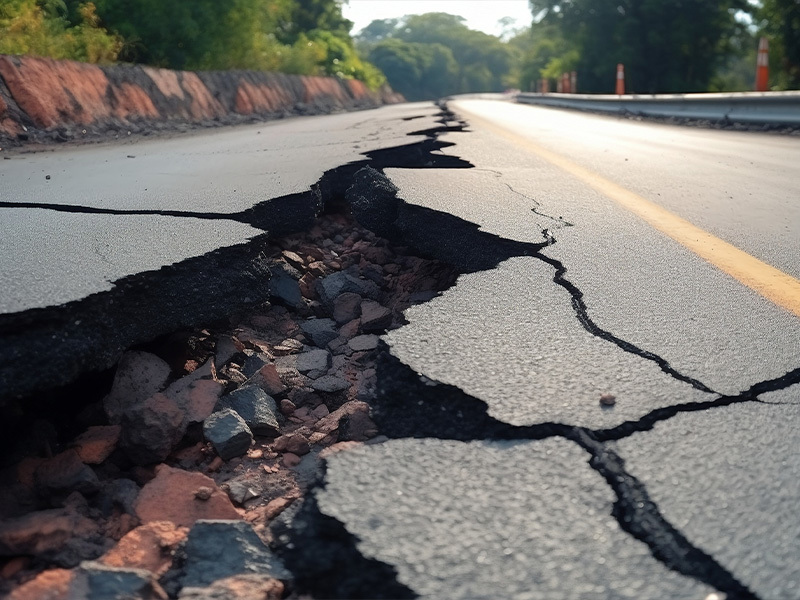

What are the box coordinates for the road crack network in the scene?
[291,107,798,598]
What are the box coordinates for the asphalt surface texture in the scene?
[3,96,799,599]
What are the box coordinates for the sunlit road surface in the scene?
[454,98,800,289]
[315,98,800,599]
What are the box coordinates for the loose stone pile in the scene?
[0,211,458,599]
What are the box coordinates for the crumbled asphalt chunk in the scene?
[296,349,332,376]
[181,520,289,587]
[217,385,280,437]
[312,375,351,393]
[348,334,379,352]
[299,318,339,348]
[203,408,253,460]
[72,561,167,599]
[268,263,304,310]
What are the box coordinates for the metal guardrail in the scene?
[516,91,800,126]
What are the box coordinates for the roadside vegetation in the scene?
[0,0,797,95]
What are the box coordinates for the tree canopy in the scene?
[358,13,517,100]
[0,0,385,89]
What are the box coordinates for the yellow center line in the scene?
[457,105,800,319]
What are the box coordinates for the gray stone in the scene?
[214,335,243,369]
[241,353,270,379]
[34,450,100,498]
[296,349,331,377]
[268,264,303,309]
[203,409,253,460]
[103,352,171,424]
[360,300,392,332]
[181,520,289,587]
[315,271,379,310]
[71,561,167,599]
[312,375,351,393]
[224,479,261,505]
[333,292,362,324]
[119,393,186,465]
[218,385,280,437]
[348,334,380,352]
[299,318,339,348]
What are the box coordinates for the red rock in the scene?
[72,425,122,464]
[100,521,189,576]
[34,449,100,496]
[313,401,375,442]
[250,364,287,396]
[0,556,30,579]
[164,360,224,424]
[134,465,239,528]
[279,399,296,416]
[0,506,98,555]
[8,568,73,600]
[273,434,310,456]
[281,453,301,468]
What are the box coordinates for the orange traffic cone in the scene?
[755,37,769,92]
[615,64,625,95]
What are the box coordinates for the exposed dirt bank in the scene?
[0,55,403,148]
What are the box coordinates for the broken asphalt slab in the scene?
[312,438,718,600]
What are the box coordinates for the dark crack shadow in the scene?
[372,349,762,599]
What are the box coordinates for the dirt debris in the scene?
[0,210,458,598]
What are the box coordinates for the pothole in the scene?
[0,207,459,599]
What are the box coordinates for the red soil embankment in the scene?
[0,55,404,146]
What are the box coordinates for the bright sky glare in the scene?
[342,0,534,38]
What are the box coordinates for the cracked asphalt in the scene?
[315,99,800,599]
[2,97,799,598]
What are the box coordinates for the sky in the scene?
[342,0,534,38]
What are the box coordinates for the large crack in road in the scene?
[2,103,797,598]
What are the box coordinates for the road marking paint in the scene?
[457,105,800,318]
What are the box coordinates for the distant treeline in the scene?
[1,0,797,96]
[0,0,385,89]
[359,1,799,98]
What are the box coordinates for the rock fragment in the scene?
[248,363,287,396]
[178,575,284,600]
[71,561,167,600]
[295,348,331,377]
[99,521,189,577]
[72,425,122,465]
[217,386,280,437]
[299,318,339,348]
[203,409,254,460]
[332,292,362,324]
[181,520,289,587]
[360,300,392,332]
[120,393,186,465]
[134,465,239,528]
[34,450,100,498]
[311,375,351,393]
[104,352,171,424]
[348,334,380,352]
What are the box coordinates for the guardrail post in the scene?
[756,37,770,92]
[616,64,625,95]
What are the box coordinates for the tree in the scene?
[358,13,516,97]
[528,0,752,93]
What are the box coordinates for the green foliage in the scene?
[526,0,752,93]
[0,0,121,62]
[358,13,516,99]
[757,0,800,89]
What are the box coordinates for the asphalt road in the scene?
[3,97,799,598]
[318,99,800,599]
